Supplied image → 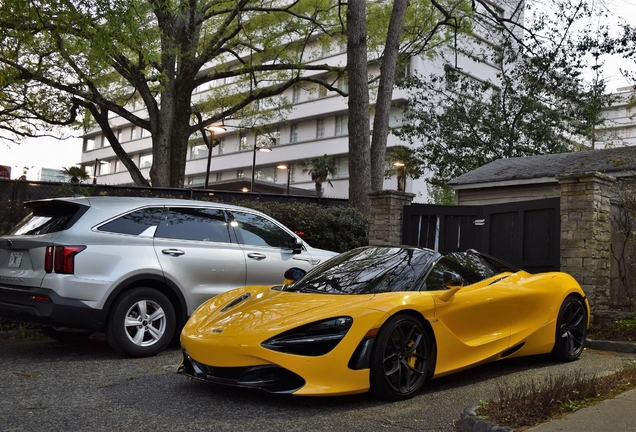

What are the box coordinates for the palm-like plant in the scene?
[384,146,423,192]
[300,155,337,197]
[61,166,90,184]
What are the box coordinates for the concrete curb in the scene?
[460,405,514,432]
[460,339,636,432]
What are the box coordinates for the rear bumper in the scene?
[0,284,107,330]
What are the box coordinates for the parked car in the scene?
[0,196,337,357]
[179,246,589,400]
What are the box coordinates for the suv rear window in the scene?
[8,201,87,235]
[98,207,164,235]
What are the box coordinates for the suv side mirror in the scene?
[292,237,303,255]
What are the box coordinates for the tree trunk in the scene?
[371,0,409,192]
[346,0,371,214]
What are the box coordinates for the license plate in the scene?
[8,252,23,268]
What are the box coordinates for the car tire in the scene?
[369,314,431,401]
[105,288,176,358]
[552,295,587,362]
[42,326,93,344]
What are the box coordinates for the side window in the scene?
[98,207,164,236]
[230,211,294,249]
[156,208,231,243]
[424,257,486,291]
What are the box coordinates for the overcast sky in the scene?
[1,0,634,180]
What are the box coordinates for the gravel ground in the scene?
[1,334,635,432]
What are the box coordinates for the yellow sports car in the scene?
[179,246,589,400]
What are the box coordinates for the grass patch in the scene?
[476,362,636,430]
[588,316,636,342]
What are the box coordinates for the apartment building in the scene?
[80,2,522,202]
[595,86,636,149]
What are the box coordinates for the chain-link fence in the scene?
[0,179,348,234]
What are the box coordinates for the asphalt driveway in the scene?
[1,334,635,432]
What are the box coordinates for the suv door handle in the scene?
[247,252,266,261]
[162,249,185,257]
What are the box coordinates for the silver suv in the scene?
[0,197,337,357]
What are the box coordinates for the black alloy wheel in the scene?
[370,314,430,400]
[552,295,587,361]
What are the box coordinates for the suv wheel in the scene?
[106,288,176,358]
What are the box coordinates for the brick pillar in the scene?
[369,190,415,246]
[557,171,616,312]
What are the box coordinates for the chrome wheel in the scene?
[106,288,176,358]
[123,299,167,347]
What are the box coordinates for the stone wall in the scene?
[557,171,616,312]
[368,190,415,246]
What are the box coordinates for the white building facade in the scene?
[595,86,636,149]
[80,1,523,202]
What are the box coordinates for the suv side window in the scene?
[98,207,164,235]
[156,208,231,243]
[229,211,295,249]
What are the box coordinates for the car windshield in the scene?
[285,247,438,294]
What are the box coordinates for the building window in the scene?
[318,85,328,98]
[290,124,298,143]
[217,138,225,155]
[239,134,250,151]
[141,128,150,138]
[256,134,274,149]
[292,85,301,103]
[316,119,325,139]
[332,157,349,178]
[237,169,244,179]
[256,130,279,148]
[139,153,153,168]
[335,115,348,136]
[84,137,96,151]
[216,172,223,181]
[338,77,348,93]
[190,143,208,160]
[256,166,277,183]
[115,160,124,172]
[99,160,111,176]
[130,126,137,141]
[188,176,205,185]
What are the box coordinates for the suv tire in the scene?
[106,288,176,358]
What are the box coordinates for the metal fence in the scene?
[0,179,348,233]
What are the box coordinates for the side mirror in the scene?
[284,267,307,283]
[443,271,464,289]
[437,271,464,302]
[292,237,303,255]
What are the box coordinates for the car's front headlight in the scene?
[261,316,353,356]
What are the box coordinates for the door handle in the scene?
[247,252,267,261]
[162,249,185,257]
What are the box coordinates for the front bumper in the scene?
[179,350,306,394]
[0,285,107,330]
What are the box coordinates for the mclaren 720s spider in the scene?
[179,246,589,400]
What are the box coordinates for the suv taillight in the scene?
[45,246,86,274]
